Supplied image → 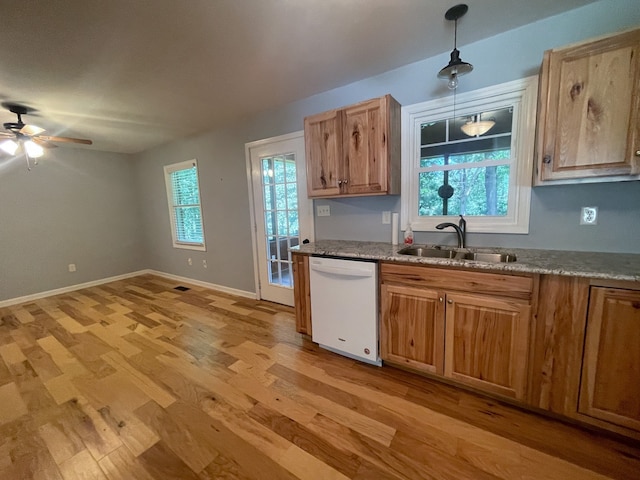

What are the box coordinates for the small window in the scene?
[164,159,206,250]
[402,77,538,234]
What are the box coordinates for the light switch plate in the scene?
[382,211,391,224]
[317,205,330,217]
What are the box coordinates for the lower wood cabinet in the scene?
[444,292,531,400]
[380,284,444,375]
[578,286,640,432]
[380,263,535,401]
[292,252,311,335]
[292,256,640,439]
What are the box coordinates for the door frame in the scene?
[245,131,314,302]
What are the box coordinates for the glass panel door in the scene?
[247,133,313,306]
[261,154,299,288]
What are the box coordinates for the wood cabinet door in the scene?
[342,97,388,195]
[380,284,445,375]
[444,292,531,399]
[538,28,640,182]
[579,287,640,431]
[292,253,311,335]
[304,109,342,197]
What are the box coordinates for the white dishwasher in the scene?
[309,256,381,366]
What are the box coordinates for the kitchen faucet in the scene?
[436,215,467,248]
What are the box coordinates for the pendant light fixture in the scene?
[461,114,495,137]
[437,4,473,90]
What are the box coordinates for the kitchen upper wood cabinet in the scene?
[304,94,401,198]
[578,286,640,432]
[380,283,444,375]
[535,27,640,184]
[380,263,535,400]
[292,252,311,335]
[304,109,342,197]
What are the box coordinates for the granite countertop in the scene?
[292,240,640,282]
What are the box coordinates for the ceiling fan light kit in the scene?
[0,102,92,170]
[437,4,473,90]
[0,139,19,155]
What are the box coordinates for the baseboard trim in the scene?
[0,270,256,308]
[0,270,149,308]
[146,270,257,299]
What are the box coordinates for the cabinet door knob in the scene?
[343,179,348,184]
[337,180,343,185]
[447,299,453,304]
[439,297,443,303]
[635,150,640,157]
[543,155,552,164]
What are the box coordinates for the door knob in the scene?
[447,299,453,304]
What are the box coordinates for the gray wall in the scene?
[0,148,145,301]
[134,126,258,293]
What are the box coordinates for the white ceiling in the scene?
[0,0,598,154]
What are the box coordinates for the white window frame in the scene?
[163,159,206,251]
[401,76,538,234]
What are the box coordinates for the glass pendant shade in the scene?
[0,139,19,155]
[461,119,495,137]
[24,140,44,158]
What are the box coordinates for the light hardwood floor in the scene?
[0,274,638,479]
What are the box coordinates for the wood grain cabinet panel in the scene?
[444,292,531,400]
[292,253,311,335]
[304,94,400,198]
[380,262,534,401]
[304,109,342,197]
[380,284,444,375]
[579,287,640,431]
[536,28,640,183]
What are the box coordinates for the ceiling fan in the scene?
[0,102,92,169]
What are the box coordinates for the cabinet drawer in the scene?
[381,262,534,300]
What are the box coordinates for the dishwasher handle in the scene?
[309,261,374,278]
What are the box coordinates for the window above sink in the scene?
[401,77,538,234]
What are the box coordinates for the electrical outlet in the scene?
[68,264,76,272]
[317,205,330,217]
[382,211,391,224]
[203,259,207,268]
[580,206,598,225]
[188,258,192,265]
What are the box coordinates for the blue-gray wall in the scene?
[0,148,145,301]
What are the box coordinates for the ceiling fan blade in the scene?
[0,131,14,138]
[32,138,58,149]
[37,135,93,145]
[20,124,45,136]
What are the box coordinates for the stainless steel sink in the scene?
[460,252,517,263]
[396,246,457,258]
[397,246,517,263]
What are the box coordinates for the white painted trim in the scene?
[147,270,256,299]
[0,269,257,308]
[163,158,207,251]
[401,76,538,235]
[0,270,149,308]
[244,131,314,304]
